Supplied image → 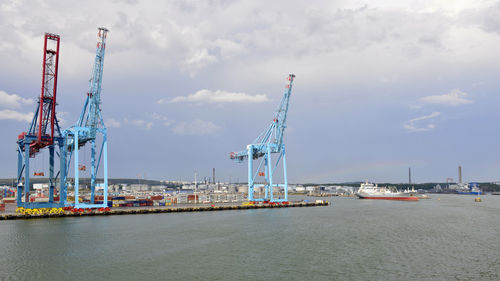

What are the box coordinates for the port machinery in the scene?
[230,74,295,203]
[63,27,109,209]
[16,33,67,209]
[15,28,110,209]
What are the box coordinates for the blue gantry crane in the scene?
[16,33,67,208]
[230,74,295,203]
[63,27,109,209]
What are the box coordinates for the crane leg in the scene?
[283,145,288,202]
[264,154,269,201]
[103,129,108,205]
[90,139,95,204]
[49,144,54,203]
[247,145,254,201]
[74,131,79,206]
[267,144,273,202]
[59,139,67,205]
[24,142,30,205]
[17,147,23,206]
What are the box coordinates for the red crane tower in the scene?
[16,33,66,208]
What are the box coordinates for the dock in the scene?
[0,201,329,221]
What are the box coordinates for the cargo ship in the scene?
[455,183,482,195]
[356,181,419,201]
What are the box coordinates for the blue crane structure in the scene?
[230,74,295,203]
[16,33,66,209]
[63,27,109,209]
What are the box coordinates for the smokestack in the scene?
[409,168,411,185]
[213,168,216,184]
[458,166,462,184]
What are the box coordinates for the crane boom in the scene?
[273,74,295,151]
[76,27,108,144]
[230,74,295,162]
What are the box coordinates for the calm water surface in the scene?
[0,194,499,280]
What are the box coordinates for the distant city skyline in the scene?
[1,0,500,183]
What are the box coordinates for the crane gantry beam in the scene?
[230,74,295,202]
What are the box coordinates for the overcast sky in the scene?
[1,0,500,184]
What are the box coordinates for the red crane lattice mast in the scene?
[18,33,61,156]
[16,32,66,208]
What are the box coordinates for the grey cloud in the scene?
[172,119,219,136]
[0,90,33,109]
[0,0,463,79]
[0,109,32,122]
[404,112,441,133]
[460,2,500,35]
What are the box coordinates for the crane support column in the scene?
[248,144,254,201]
[49,144,54,203]
[16,145,23,205]
[267,144,272,202]
[103,129,108,204]
[24,142,30,204]
[74,132,79,206]
[59,137,67,205]
[282,145,288,202]
[263,153,268,201]
[90,139,96,203]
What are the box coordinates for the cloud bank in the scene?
[172,119,219,135]
[0,90,33,109]
[420,89,473,106]
[0,109,33,122]
[404,112,441,132]
[161,89,268,104]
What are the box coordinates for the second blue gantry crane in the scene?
[230,74,295,203]
[63,27,109,209]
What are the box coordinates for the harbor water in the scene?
[0,194,499,280]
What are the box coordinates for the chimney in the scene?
[213,168,216,184]
[409,168,411,185]
[458,166,462,184]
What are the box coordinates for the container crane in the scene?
[230,74,295,203]
[63,27,109,209]
[16,33,67,208]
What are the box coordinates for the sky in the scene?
[1,0,500,184]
